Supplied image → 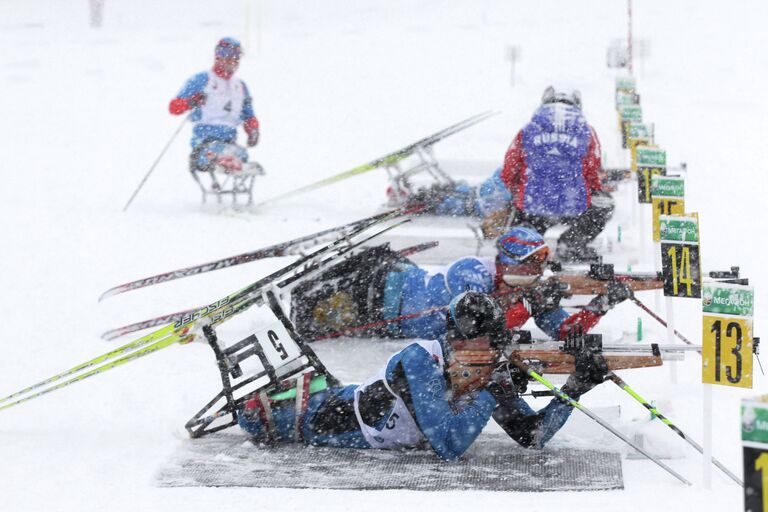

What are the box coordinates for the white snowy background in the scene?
[0,0,766,510]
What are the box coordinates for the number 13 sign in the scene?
[702,283,754,389]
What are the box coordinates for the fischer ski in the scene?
[101,239,439,341]
[255,111,498,206]
[99,210,406,302]
[0,209,411,412]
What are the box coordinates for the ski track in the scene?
[0,1,766,510]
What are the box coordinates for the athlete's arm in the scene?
[169,72,209,115]
[389,345,496,461]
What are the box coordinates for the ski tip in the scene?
[100,330,119,341]
[97,290,118,303]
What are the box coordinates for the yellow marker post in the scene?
[742,396,768,507]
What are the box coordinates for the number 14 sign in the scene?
[659,214,701,298]
[702,283,754,389]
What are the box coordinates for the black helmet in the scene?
[446,292,504,340]
[541,85,582,108]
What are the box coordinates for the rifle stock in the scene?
[509,349,662,374]
[503,271,663,296]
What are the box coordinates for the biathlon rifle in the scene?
[502,262,662,296]
[498,330,666,375]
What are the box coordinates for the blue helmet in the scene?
[496,226,548,265]
[215,37,242,59]
[445,257,493,296]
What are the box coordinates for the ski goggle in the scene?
[497,243,549,267]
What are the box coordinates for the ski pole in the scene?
[631,297,698,348]
[608,372,743,486]
[508,358,692,485]
[122,115,188,212]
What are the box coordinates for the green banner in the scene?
[659,216,699,243]
[620,106,643,122]
[651,176,684,198]
[742,398,768,444]
[616,91,638,106]
[616,76,637,91]
[703,284,754,316]
[636,147,667,167]
[628,122,652,140]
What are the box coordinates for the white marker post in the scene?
[703,382,713,489]
[665,295,678,384]
[702,282,755,489]
[627,0,633,75]
[659,214,702,391]
[505,46,519,87]
[652,175,686,383]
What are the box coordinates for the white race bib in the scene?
[198,72,246,127]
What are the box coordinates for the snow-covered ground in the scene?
[1,1,766,510]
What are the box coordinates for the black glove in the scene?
[247,128,259,147]
[524,278,569,317]
[486,363,529,404]
[561,345,609,399]
[187,92,207,109]
[585,280,633,315]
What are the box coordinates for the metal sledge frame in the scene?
[385,145,455,206]
[185,289,339,438]
[189,140,265,205]
[190,162,264,206]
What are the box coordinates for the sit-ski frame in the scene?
[385,144,455,206]
[190,162,265,206]
[189,140,265,206]
[185,289,338,438]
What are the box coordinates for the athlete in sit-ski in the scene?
[241,292,502,460]
[492,225,632,340]
[240,292,611,458]
[169,37,259,175]
[291,225,632,344]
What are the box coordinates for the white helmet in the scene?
[541,85,582,108]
